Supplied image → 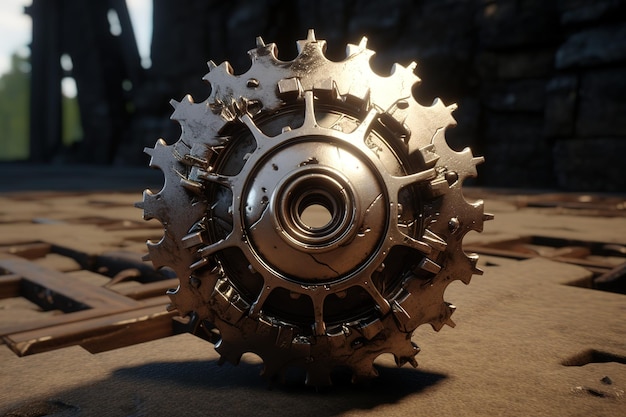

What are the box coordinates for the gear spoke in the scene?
[196,234,236,258]
[389,227,433,255]
[312,293,327,336]
[249,284,273,318]
[388,168,437,192]
[359,280,391,315]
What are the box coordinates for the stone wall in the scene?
[135,0,626,191]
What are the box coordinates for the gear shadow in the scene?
[113,358,446,416]
[2,358,446,417]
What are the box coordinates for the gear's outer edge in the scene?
[139,30,490,386]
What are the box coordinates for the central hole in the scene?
[300,204,333,229]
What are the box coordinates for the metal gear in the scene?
[138,30,491,385]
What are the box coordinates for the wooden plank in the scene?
[0,274,21,298]
[114,278,178,300]
[3,304,176,356]
[0,242,51,259]
[94,250,174,283]
[0,258,140,310]
[0,295,170,337]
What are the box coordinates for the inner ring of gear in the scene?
[139,30,490,385]
[274,166,357,250]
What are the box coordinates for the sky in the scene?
[0,0,153,95]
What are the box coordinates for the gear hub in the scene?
[139,30,490,385]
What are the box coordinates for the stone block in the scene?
[558,0,625,26]
[544,75,578,137]
[556,24,626,69]
[496,49,555,79]
[477,0,560,49]
[481,79,546,112]
[481,114,555,187]
[475,49,555,82]
[576,68,626,137]
[553,138,626,191]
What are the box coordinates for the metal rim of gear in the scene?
[138,30,491,386]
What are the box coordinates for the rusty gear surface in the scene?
[138,30,490,385]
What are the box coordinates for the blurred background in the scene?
[0,0,625,191]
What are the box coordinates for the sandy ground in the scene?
[0,182,624,416]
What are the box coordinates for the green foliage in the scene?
[0,52,83,161]
[62,89,82,145]
[0,53,30,160]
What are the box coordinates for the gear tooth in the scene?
[394,354,419,368]
[358,318,384,340]
[418,144,440,168]
[215,339,243,365]
[296,29,326,55]
[255,36,265,47]
[182,230,207,248]
[430,320,445,332]
[390,62,417,79]
[170,95,192,120]
[417,257,442,274]
[345,43,360,57]
[219,61,234,75]
[461,266,477,283]
[468,253,482,276]
[390,62,402,76]
[141,252,151,262]
[180,177,204,195]
[351,365,379,383]
[359,36,368,49]
[345,36,369,57]
[140,190,160,219]
[394,355,406,367]
[207,60,218,70]
[146,241,168,270]
[427,176,449,198]
[183,94,194,105]
[260,360,284,381]
[393,339,420,367]
[153,137,167,148]
[460,271,475,284]
[472,156,485,166]
[141,187,158,202]
[446,303,457,327]
[277,77,302,98]
[431,97,457,121]
[483,212,495,222]
[305,366,332,387]
[268,43,279,59]
[189,257,210,271]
